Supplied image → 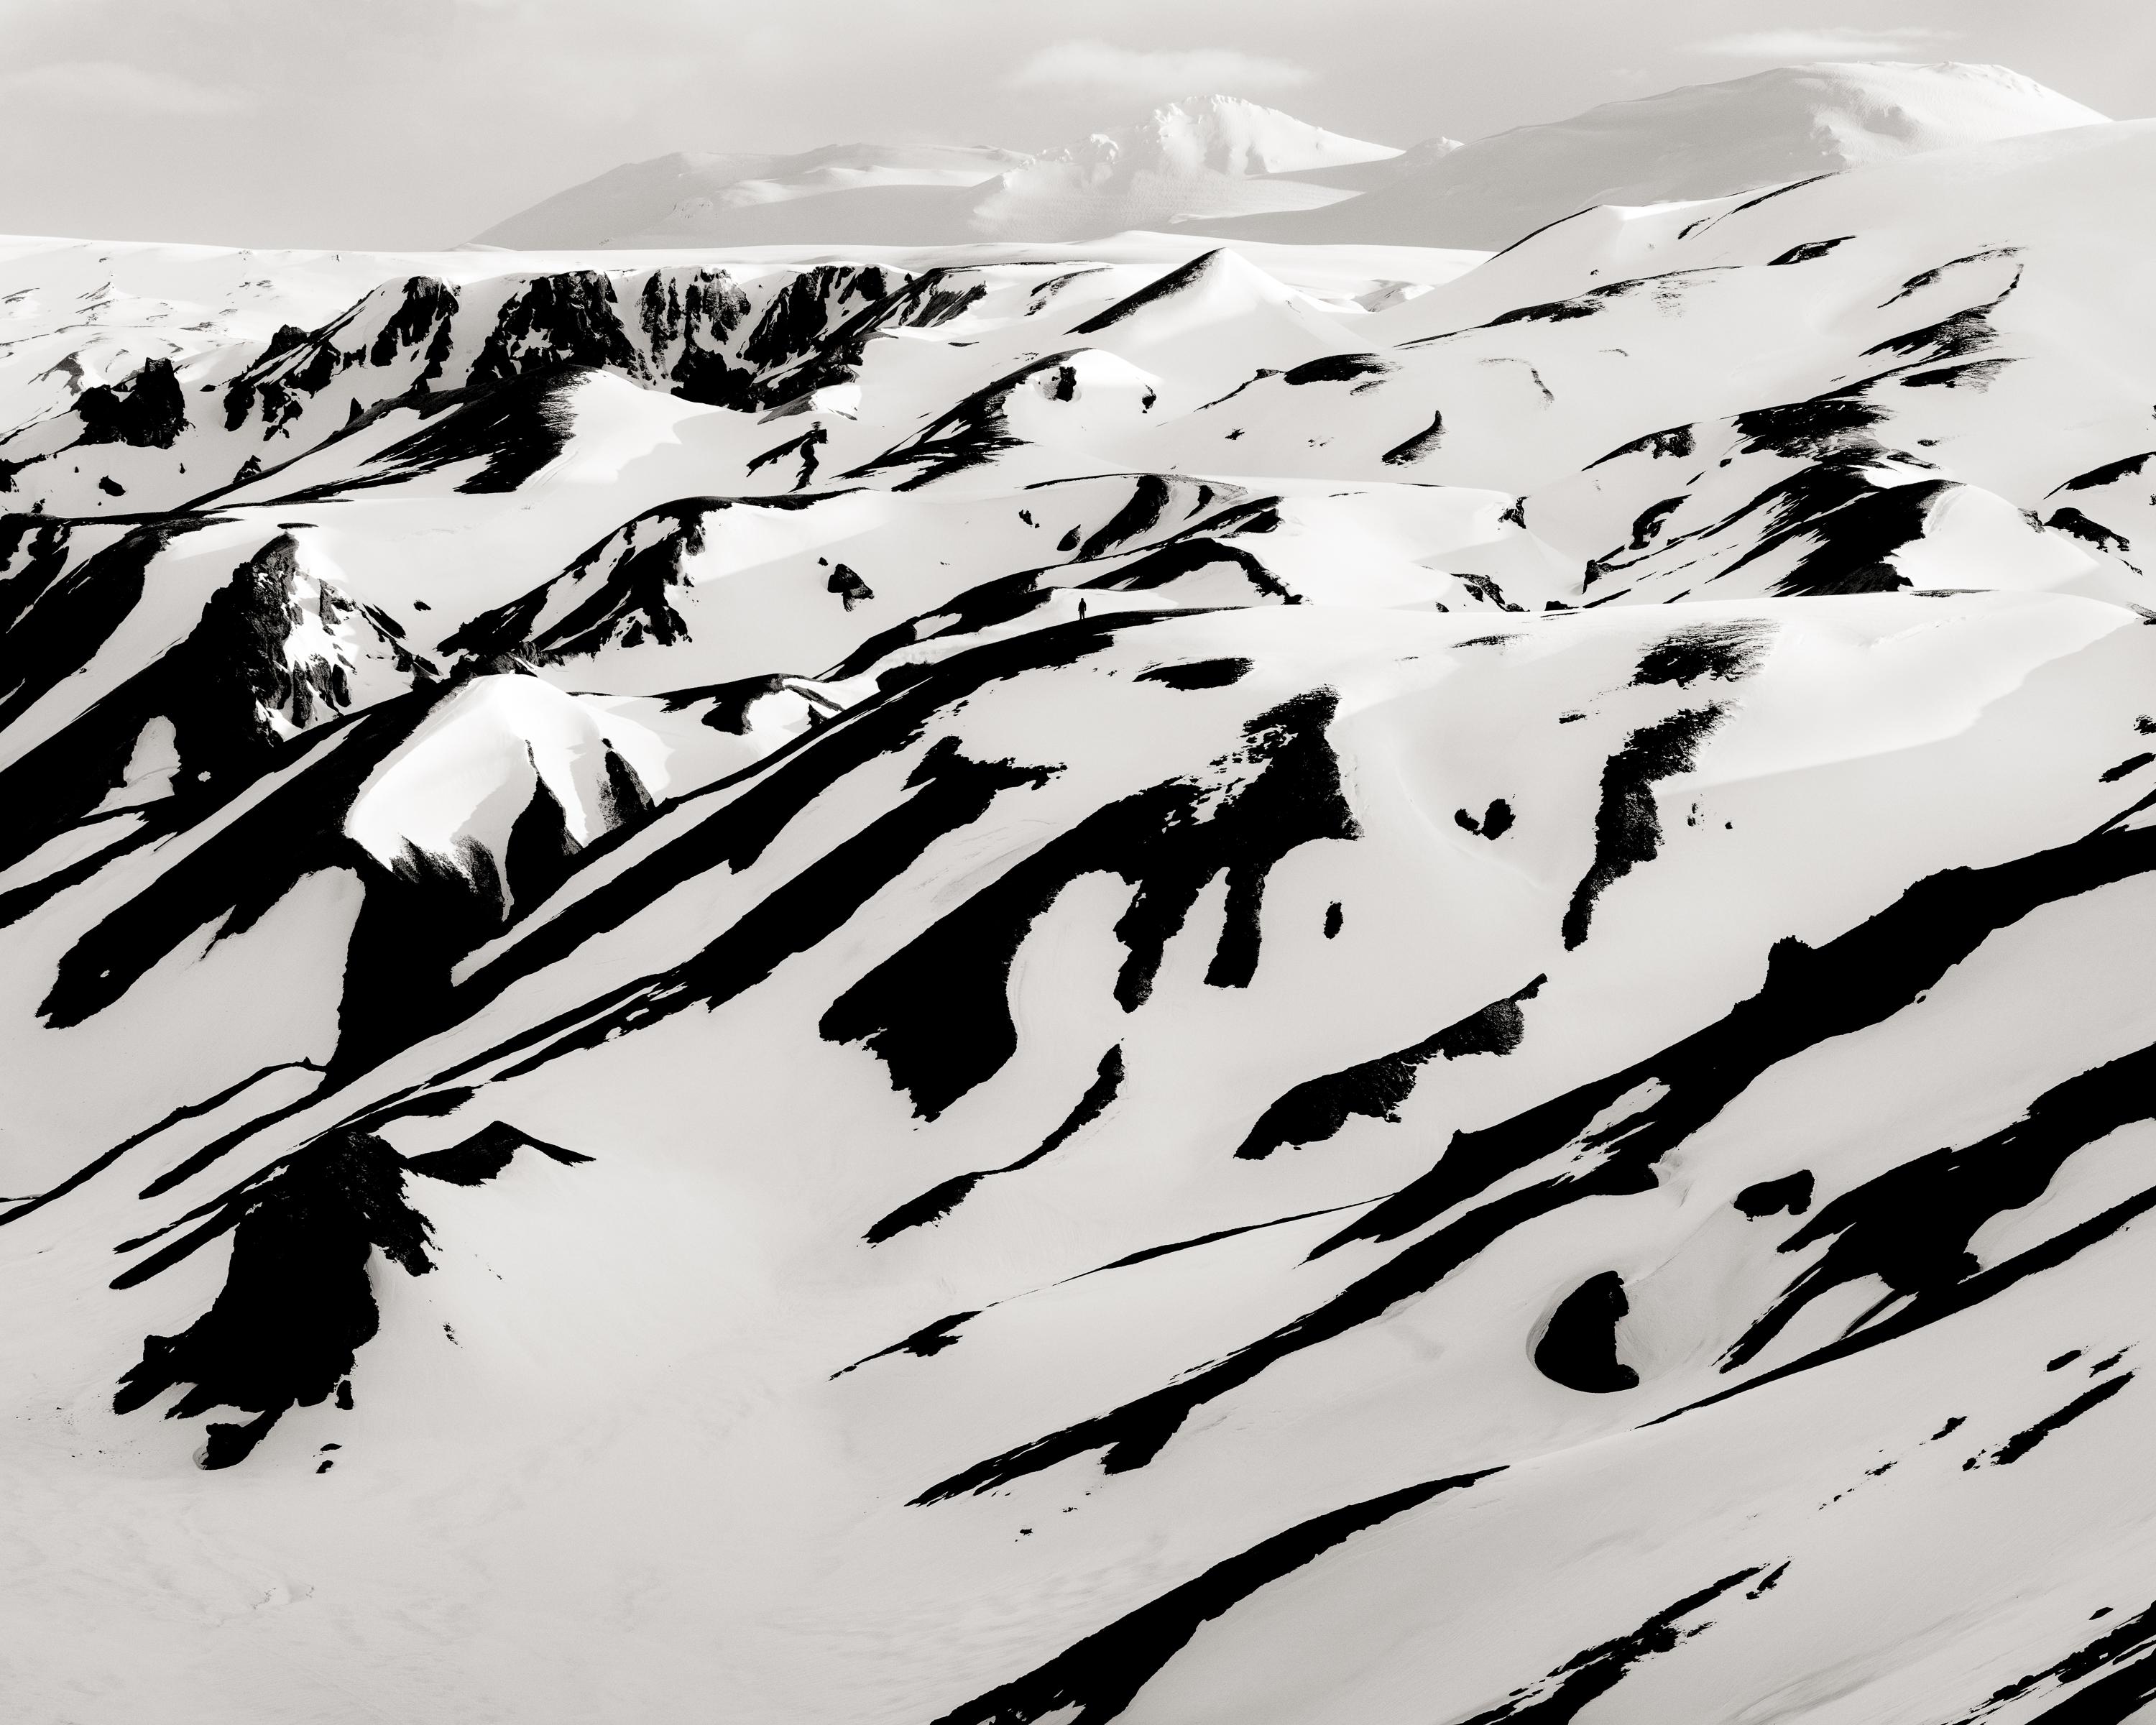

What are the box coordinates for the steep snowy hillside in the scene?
[1200,61,2108,247]
[9,93,2156,1725]
[479,98,1399,248]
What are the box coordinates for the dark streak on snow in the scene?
[1453,1567,1766,1723]
[1281,353,1392,386]
[0,520,217,819]
[833,1311,982,1377]
[1075,474,1174,561]
[2052,509,2132,560]
[659,673,793,732]
[1382,410,1445,466]
[1900,360,2013,391]
[1940,1598,2156,1723]
[1134,657,1253,690]
[1080,537,1295,604]
[1879,248,2021,308]
[2054,453,2154,496]
[427,616,1166,1101]
[1628,497,1685,549]
[1735,1171,1814,1218]
[1631,620,1772,689]
[450,494,831,666]
[824,689,1353,1117]
[476,737,1059,1112]
[921,821,2156,1498]
[1562,707,1724,948]
[1722,1025,2156,1373]
[1769,237,1854,266]
[1588,423,1695,468]
[1235,976,1545,1159]
[930,1469,1501,1725]
[842,351,1084,488]
[0,1060,324,1228]
[404,1121,593,1186]
[1988,1374,2135,1466]
[865,1048,1124,1241]
[1069,252,1226,334]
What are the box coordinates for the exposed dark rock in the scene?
[75,358,187,449]
[113,1130,434,1468]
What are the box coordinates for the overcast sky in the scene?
[1,0,2148,250]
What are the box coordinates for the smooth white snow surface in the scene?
[5,78,2156,1725]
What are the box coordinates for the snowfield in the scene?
[5,60,2156,1725]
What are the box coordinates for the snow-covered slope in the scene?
[1197,62,2109,247]
[479,98,1399,248]
[9,83,2156,1725]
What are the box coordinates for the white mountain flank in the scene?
[1200,60,2109,245]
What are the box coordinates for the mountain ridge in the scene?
[473,63,2106,254]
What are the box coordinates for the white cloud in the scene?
[1009,40,1311,98]
[0,58,259,115]
[1691,26,1958,60]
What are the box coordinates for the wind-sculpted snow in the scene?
[11,106,2156,1725]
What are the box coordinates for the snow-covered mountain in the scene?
[479,65,2103,256]
[7,60,2156,1725]
[1205,60,2109,246]
[476,97,1401,249]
